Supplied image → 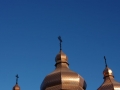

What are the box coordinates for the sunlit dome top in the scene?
[13,84,20,90]
[55,50,68,65]
[103,67,113,78]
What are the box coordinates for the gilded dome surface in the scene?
[98,66,120,90]
[41,50,87,90]
[55,50,68,64]
[13,84,20,90]
[103,67,113,77]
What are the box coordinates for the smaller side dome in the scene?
[103,67,113,78]
[55,50,68,64]
[13,84,20,90]
[97,56,120,90]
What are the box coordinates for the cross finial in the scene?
[16,74,19,84]
[58,36,62,50]
[104,56,108,67]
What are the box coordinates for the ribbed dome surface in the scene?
[41,50,87,90]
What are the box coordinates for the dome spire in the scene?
[104,56,108,67]
[13,74,20,90]
[16,74,19,84]
[58,36,62,50]
[55,36,69,67]
[103,56,114,78]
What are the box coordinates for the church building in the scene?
[12,37,120,90]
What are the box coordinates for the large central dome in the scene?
[40,50,87,90]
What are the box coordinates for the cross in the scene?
[58,36,62,50]
[16,74,19,84]
[104,56,108,67]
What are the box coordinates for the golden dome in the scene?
[13,84,20,90]
[103,67,113,78]
[97,57,120,90]
[55,50,68,66]
[41,50,87,90]
[98,67,120,90]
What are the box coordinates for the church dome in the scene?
[103,67,113,78]
[55,50,68,64]
[41,50,87,90]
[13,84,20,90]
[98,66,120,90]
[97,56,120,90]
[55,50,69,67]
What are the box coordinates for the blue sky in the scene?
[0,0,120,90]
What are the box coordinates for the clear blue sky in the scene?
[0,0,120,90]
